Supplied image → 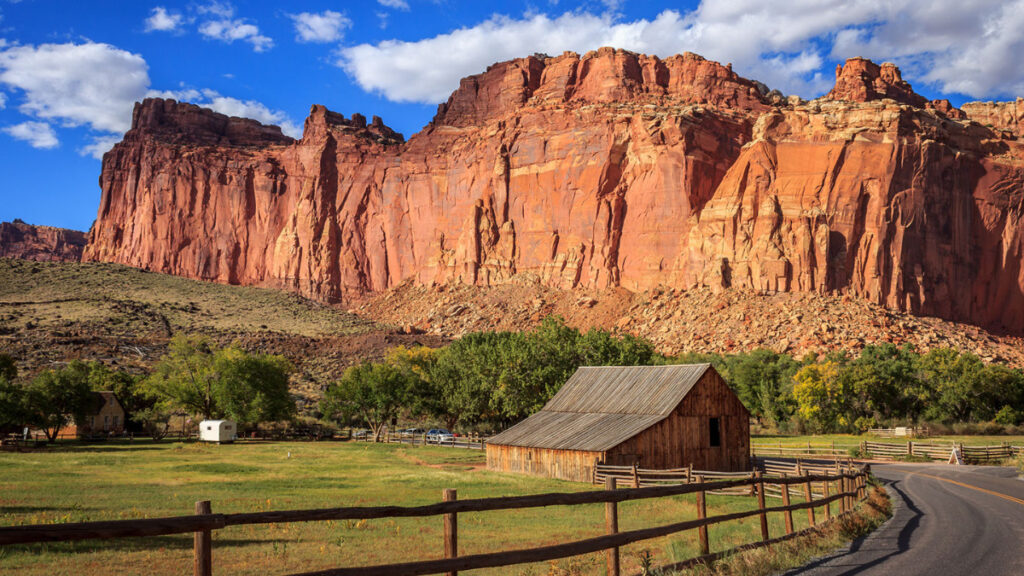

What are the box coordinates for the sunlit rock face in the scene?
[84,52,1024,334]
[0,221,87,262]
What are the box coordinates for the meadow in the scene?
[0,440,833,576]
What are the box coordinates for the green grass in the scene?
[0,441,830,576]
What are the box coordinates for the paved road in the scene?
[783,463,1024,576]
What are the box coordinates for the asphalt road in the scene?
[783,463,1024,576]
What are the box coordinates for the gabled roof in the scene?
[84,391,123,415]
[488,364,712,452]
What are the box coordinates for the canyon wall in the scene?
[0,221,87,262]
[84,49,1024,333]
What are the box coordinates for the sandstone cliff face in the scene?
[961,98,1024,139]
[0,221,87,262]
[84,51,1024,334]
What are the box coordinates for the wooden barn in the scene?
[485,364,750,482]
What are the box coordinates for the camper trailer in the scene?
[199,420,236,444]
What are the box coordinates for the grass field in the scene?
[0,440,833,576]
[0,259,375,339]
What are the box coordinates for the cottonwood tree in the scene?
[321,362,410,441]
[24,361,95,441]
[0,354,26,434]
[145,335,295,430]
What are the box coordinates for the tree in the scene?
[145,335,220,418]
[0,354,16,382]
[145,335,296,429]
[845,344,920,424]
[792,361,855,433]
[0,355,26,434]
[427,332,510,429]
[725,349,799,427]
[24,362,95,441]
[321,362,410,441]
[213,346,295,428]
[916,348,986,422]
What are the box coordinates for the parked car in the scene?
[351,429,370,440]
[426,428,454,444]
[405,428,426,437]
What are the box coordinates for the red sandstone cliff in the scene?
[0,221,87,262]
[84,50,1024,334]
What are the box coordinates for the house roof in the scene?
[487,364,712,452]
[85,391,123,415]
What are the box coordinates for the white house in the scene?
[199,420,236,443]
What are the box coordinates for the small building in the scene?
[486,364,750,482]
[199,420,236,443]
[69,391,126,438]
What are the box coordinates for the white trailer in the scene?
[199,420,236,443]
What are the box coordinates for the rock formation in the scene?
[0,220,87,262]
[84,50,1024,334]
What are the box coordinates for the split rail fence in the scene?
[751,441,856,458]
[861,440,1022,463]
[0,466,870,576]
[355,431,488,450]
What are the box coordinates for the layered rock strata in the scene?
[0,221,87,262]
[84,49,1024,333]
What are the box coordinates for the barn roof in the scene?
[487,364,712,452]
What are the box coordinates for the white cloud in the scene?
[199,19,273,52]
[0,92,6,109]
[80,134,122,159]
[0,40,299,155]
[0,41,149,133]
[4,121,58,149]
[377,0,410,10]
[147,88,302,138]
[338,1,1024,104]
[144,7,183,32]
[197,2,272,52]
[290,10,351,43]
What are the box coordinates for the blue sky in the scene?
[1,0,1022,231]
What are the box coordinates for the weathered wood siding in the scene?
[605,371,750,471]
[486,444,604,483]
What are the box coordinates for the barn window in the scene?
[709,418,721,447]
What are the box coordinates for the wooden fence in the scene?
[595,458,856,500]
[355,431,488,450]
[751,441,856,458]
[861,440,1023,463]
[0,467,871,576]
[867,427,929,438]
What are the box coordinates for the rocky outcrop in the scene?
[0,221,87,262]
[84,52,1024,334]
[962,98,1024,139]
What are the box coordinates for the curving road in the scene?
[783,463,1024,576]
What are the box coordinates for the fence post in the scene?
[755,471,769,542]
[780,474,793,535]
[695,475,709,555]
[605,477,620,576]
[839,476,848,514]
[443,489,457,576]
[632,462,640,489]
[822,477,831,520]
[194,500,212,576]
[803,473,815,527]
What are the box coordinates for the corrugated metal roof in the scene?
[488,364,712,451]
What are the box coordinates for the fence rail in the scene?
[0,466,871,576]
[355,431,488,450]
[751,441,855,458]
[861,440,1022,463]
